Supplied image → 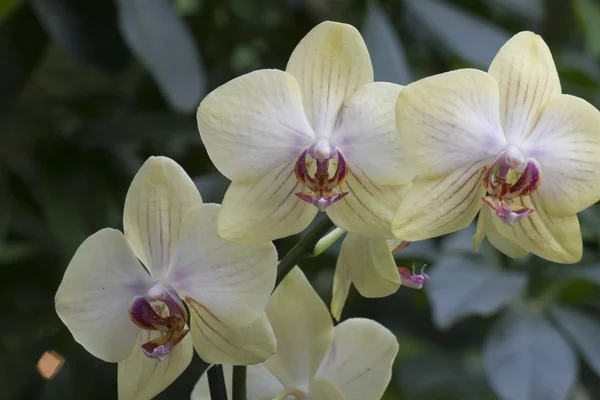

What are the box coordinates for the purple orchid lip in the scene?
[482,196,535,225]
[295,144,350,211]
[398,265,429,289]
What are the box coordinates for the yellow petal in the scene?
[474,208,528,258]
[395,69,505,179]
[332,82,414,185]
[197,69,314,182]
[392,163,486,241]
[488,31,561,142]
[218,161,318,243]
[264,267,333,389]
[308,379,345,400]
[490,193,582,263]
[118,332,193,399]
[185,304,276,365]
[123,156,202,278]
[524,94,600,216]
[286,21,373,136]
[326,167,411,237]
[330,234,351,322]
[316,318,398,400]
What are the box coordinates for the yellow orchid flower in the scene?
[197,21,413,243]
[55,157,277,399]
[392,31,600,263]
[192,267,399,400]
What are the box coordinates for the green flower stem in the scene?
[232,366,247,400]
[275,215,335,286]
[208,364,228,400]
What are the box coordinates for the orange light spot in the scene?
[37,351,65,380]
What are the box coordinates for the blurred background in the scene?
[2,0,600,399]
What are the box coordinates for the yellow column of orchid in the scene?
[392,31,600,263]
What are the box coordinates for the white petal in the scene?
[395,69,505,178]
[118,332,193,399]
[264,267,334,390]
[392,163,486,241]
[218,161,318,243]
[473,208,528,258]
[308,379,345,400]
[247,364,286,400]
[55,228,150,362]
[197,69,314,182]
[332,82,414,185]
[191,365,233,400]
[326,167,411,237]
[123,156,202,279]
[286,21,373,136]
[339,234,400,298]
[169,203,276,327]
[316,318,398,400]
[186,306,276,365]
[522,94,600,216]
[488,31,561,142]
[490,193,582,263]
[330,236,352,322]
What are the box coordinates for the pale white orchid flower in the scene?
[197,20,413,244]
[55,156,277,399]
[392,31,600,263]
[192,267,399,400]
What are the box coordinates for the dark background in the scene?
[2,0,600,399]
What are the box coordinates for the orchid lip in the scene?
[398,264,429,289]
[482,196,535,225]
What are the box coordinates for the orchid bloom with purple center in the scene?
[55,157,277,399]
[192,268,399,400]
[197,21,414,244]
[392,31,600,263]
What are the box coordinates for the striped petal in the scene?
[123,156,202,279]
[490,193,582,263]
[473,207,528,258]
[395,69,505,179]
[286,21,373,136]
[185,304,276,365]
[326,167,411,237]
[522,95,600,216]
[169,204,276,327]
[218,161,318,243]
[488,31,561,143]
[392,163,486,241]
[118,332,193,399]
[197,69,314,182]
[332,82,413,185]
[316,318,398,400]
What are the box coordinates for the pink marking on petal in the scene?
[482,196,535,225]
[398,265,429,289]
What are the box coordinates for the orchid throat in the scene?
[481,147,542,225]
[294,138,349,211]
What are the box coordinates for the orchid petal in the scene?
[316,318,398,400]
[55,228,150,362]
[185,303,276,365]
[264,267,333,390]
[170,204,276,327]
[197,69,314,182]
[326,167,411,237]
[473,207,528,258]
[523,94,600,216]
[191,365,233,400]
[123,156,202,279]
[247,364,286,400]
[491,193,582,263]
[488,31,561,142]
[286,21,373,136]
[395,69,505,178]
[308,379,345,400]
[330,235,351,322]
[392,163,486,240]
[118,332,193,399]
[332,82,414,185]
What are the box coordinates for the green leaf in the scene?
[0,172,11,244]
[484,310,577,400]
[551,305,600,377]
[425,255,527,328]
[362,1,412,85]
[573,0,600,58]
[404,0,510,68]
[117,0,205,113]
[0,0,16,20]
